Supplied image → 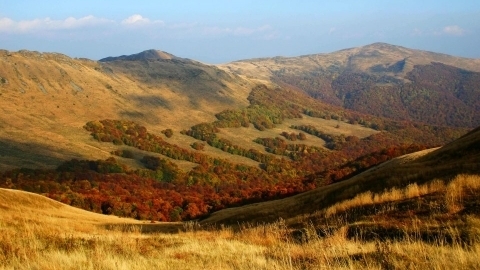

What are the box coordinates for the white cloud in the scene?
[0,17,15,31]
[0,14,167,34]
[443,25,466,36]
[121,14,164,27]
[122,14,149,25]
[0,15,112,33]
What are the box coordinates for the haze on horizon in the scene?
[1,0,479,63]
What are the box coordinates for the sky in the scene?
[1,1,479,63]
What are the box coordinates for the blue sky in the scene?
[1,1,479,63]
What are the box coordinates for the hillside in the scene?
[0,49,252,170]
[221,43,480,127]
[1,43,477,171]
[1,43,480,270]
[201,125,480,226]
[0,44,475,224]
[0,81,467,222]
[2,152,480,269]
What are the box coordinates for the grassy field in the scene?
[1,174,480,269]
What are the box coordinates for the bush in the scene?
[191,141,205,151]
[162,129,173,138]
[111,150,135,159]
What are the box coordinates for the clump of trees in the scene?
[111,149,134,159]
[280,131,307,141]
[291,125,353,150]
[191,141,205,151]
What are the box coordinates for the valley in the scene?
[0,43,479,269]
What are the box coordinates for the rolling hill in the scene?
[221,43,480,127]
[1,43,480,268]
[0,49,252,170]
[0,43,478,223]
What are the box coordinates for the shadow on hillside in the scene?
[119,110,161,125]
[0,139,82,169]
[103,222,184,234]
[127,94,173,110]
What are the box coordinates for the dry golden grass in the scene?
[324,174,480,217]
[0,50,253,170]
[2,186,480,269]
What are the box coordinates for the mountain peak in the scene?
[364,42,401,49]
[99,49,180,62]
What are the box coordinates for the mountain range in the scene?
[0,42,478,215]
[222,42,480,127]
[1,42,480,268]
[1,43,478,171]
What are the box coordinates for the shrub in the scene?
[191,141,205,151]
[162,129,174,138]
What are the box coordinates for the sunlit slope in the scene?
[0,49,252,169]
[0,188,140,225]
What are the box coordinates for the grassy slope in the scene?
[0,50,253,170]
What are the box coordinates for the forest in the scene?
[274,63,480,128]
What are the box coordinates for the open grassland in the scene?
[1,174,480,269]
[0,50,252,170]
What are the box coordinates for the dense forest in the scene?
[273,63,480,128]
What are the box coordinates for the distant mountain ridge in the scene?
[221,43,480,128]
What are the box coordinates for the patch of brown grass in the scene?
[2,186,480,269]
[324,174,480,217]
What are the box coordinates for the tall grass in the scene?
[324,174,480,217]
[2,216,480,269]
[1,175,480,269]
